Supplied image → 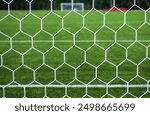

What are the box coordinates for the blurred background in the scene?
[0,0,150,10]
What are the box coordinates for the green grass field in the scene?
[0,10,150,98]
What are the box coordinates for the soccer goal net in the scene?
[60,3,84,11]
[0,0,150,98]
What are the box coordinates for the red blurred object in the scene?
[104,7,127,11]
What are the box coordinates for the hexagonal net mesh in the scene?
[0,0,150,98]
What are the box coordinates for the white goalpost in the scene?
[60,3,84,11]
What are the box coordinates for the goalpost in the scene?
[60,3,84,11]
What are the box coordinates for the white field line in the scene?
[0,40,150,43]
[1,84,150,88]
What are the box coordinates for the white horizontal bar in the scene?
[61,3,84,5]
[0,40,150,43]
[1,84,150,88]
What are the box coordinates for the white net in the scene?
[0,0,150,98]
